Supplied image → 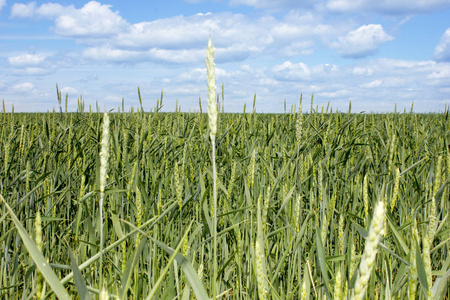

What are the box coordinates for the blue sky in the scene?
[1,0,449,113]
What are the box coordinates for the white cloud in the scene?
[9,4,339,64]
[427,67,450,79]
[434,28,450,62]
[265,58,449,112]
[426,62,450,87]
[272,61,312,81]
[11,67,51,76]
[8,53,48,67]
[36,3,65,18]
[326,0,364,12]
[0,0,6,12]
[3,56,449,112]
[53,1,128,37]
[83,45,143,62]
[83,45,205,63]
[10,1,128,38]
[311,64,340,75]
[84,11,329,64]
[326,0,450,14]
[7,53,54,75]
[360,79,382,88]
[262,61,339,84]
[12,82,35,93]
[113,13,274,60]
[147,48,205,63]
[332,24,394,58]
[353,67,374,76]
[317,89,350,98]
[10,2,37,18]
[61,87,79,95]
[377,58,435,69]
[114,14,217,49]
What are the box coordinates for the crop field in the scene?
[1,97,449,299]
[1,40,450,300]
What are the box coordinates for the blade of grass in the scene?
[68,246,90,300]
[315,226,331,299]
[415,239,429,294]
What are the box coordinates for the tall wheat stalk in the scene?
[206,36,218,299]
[99,111,110,289]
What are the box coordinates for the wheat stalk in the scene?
[206,36,218,299]
[99,111,110,289]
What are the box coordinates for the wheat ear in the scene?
[352,200,385,300]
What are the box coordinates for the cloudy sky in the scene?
[1,0,449,113]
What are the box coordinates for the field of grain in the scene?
[1,40,449,300]
[1,95,449,299]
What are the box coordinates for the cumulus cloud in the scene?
[53,1,128,37]
[8,2,337,64]
[79,10,334,63]
[10,2,65,18]
[112,12,275,61]
[332,24,394,58]
[266,57,449,112]
[271,61,339,82]
[326,0,450,14]
[434,28,450,62]
[8,53,48,67]
[11,1,128,37]
[272,61,312,81]
[10,2,37,18]
[115,16,208,49]
[61,87,79,95]
[6,52,57,76]
[36,3,65,18]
